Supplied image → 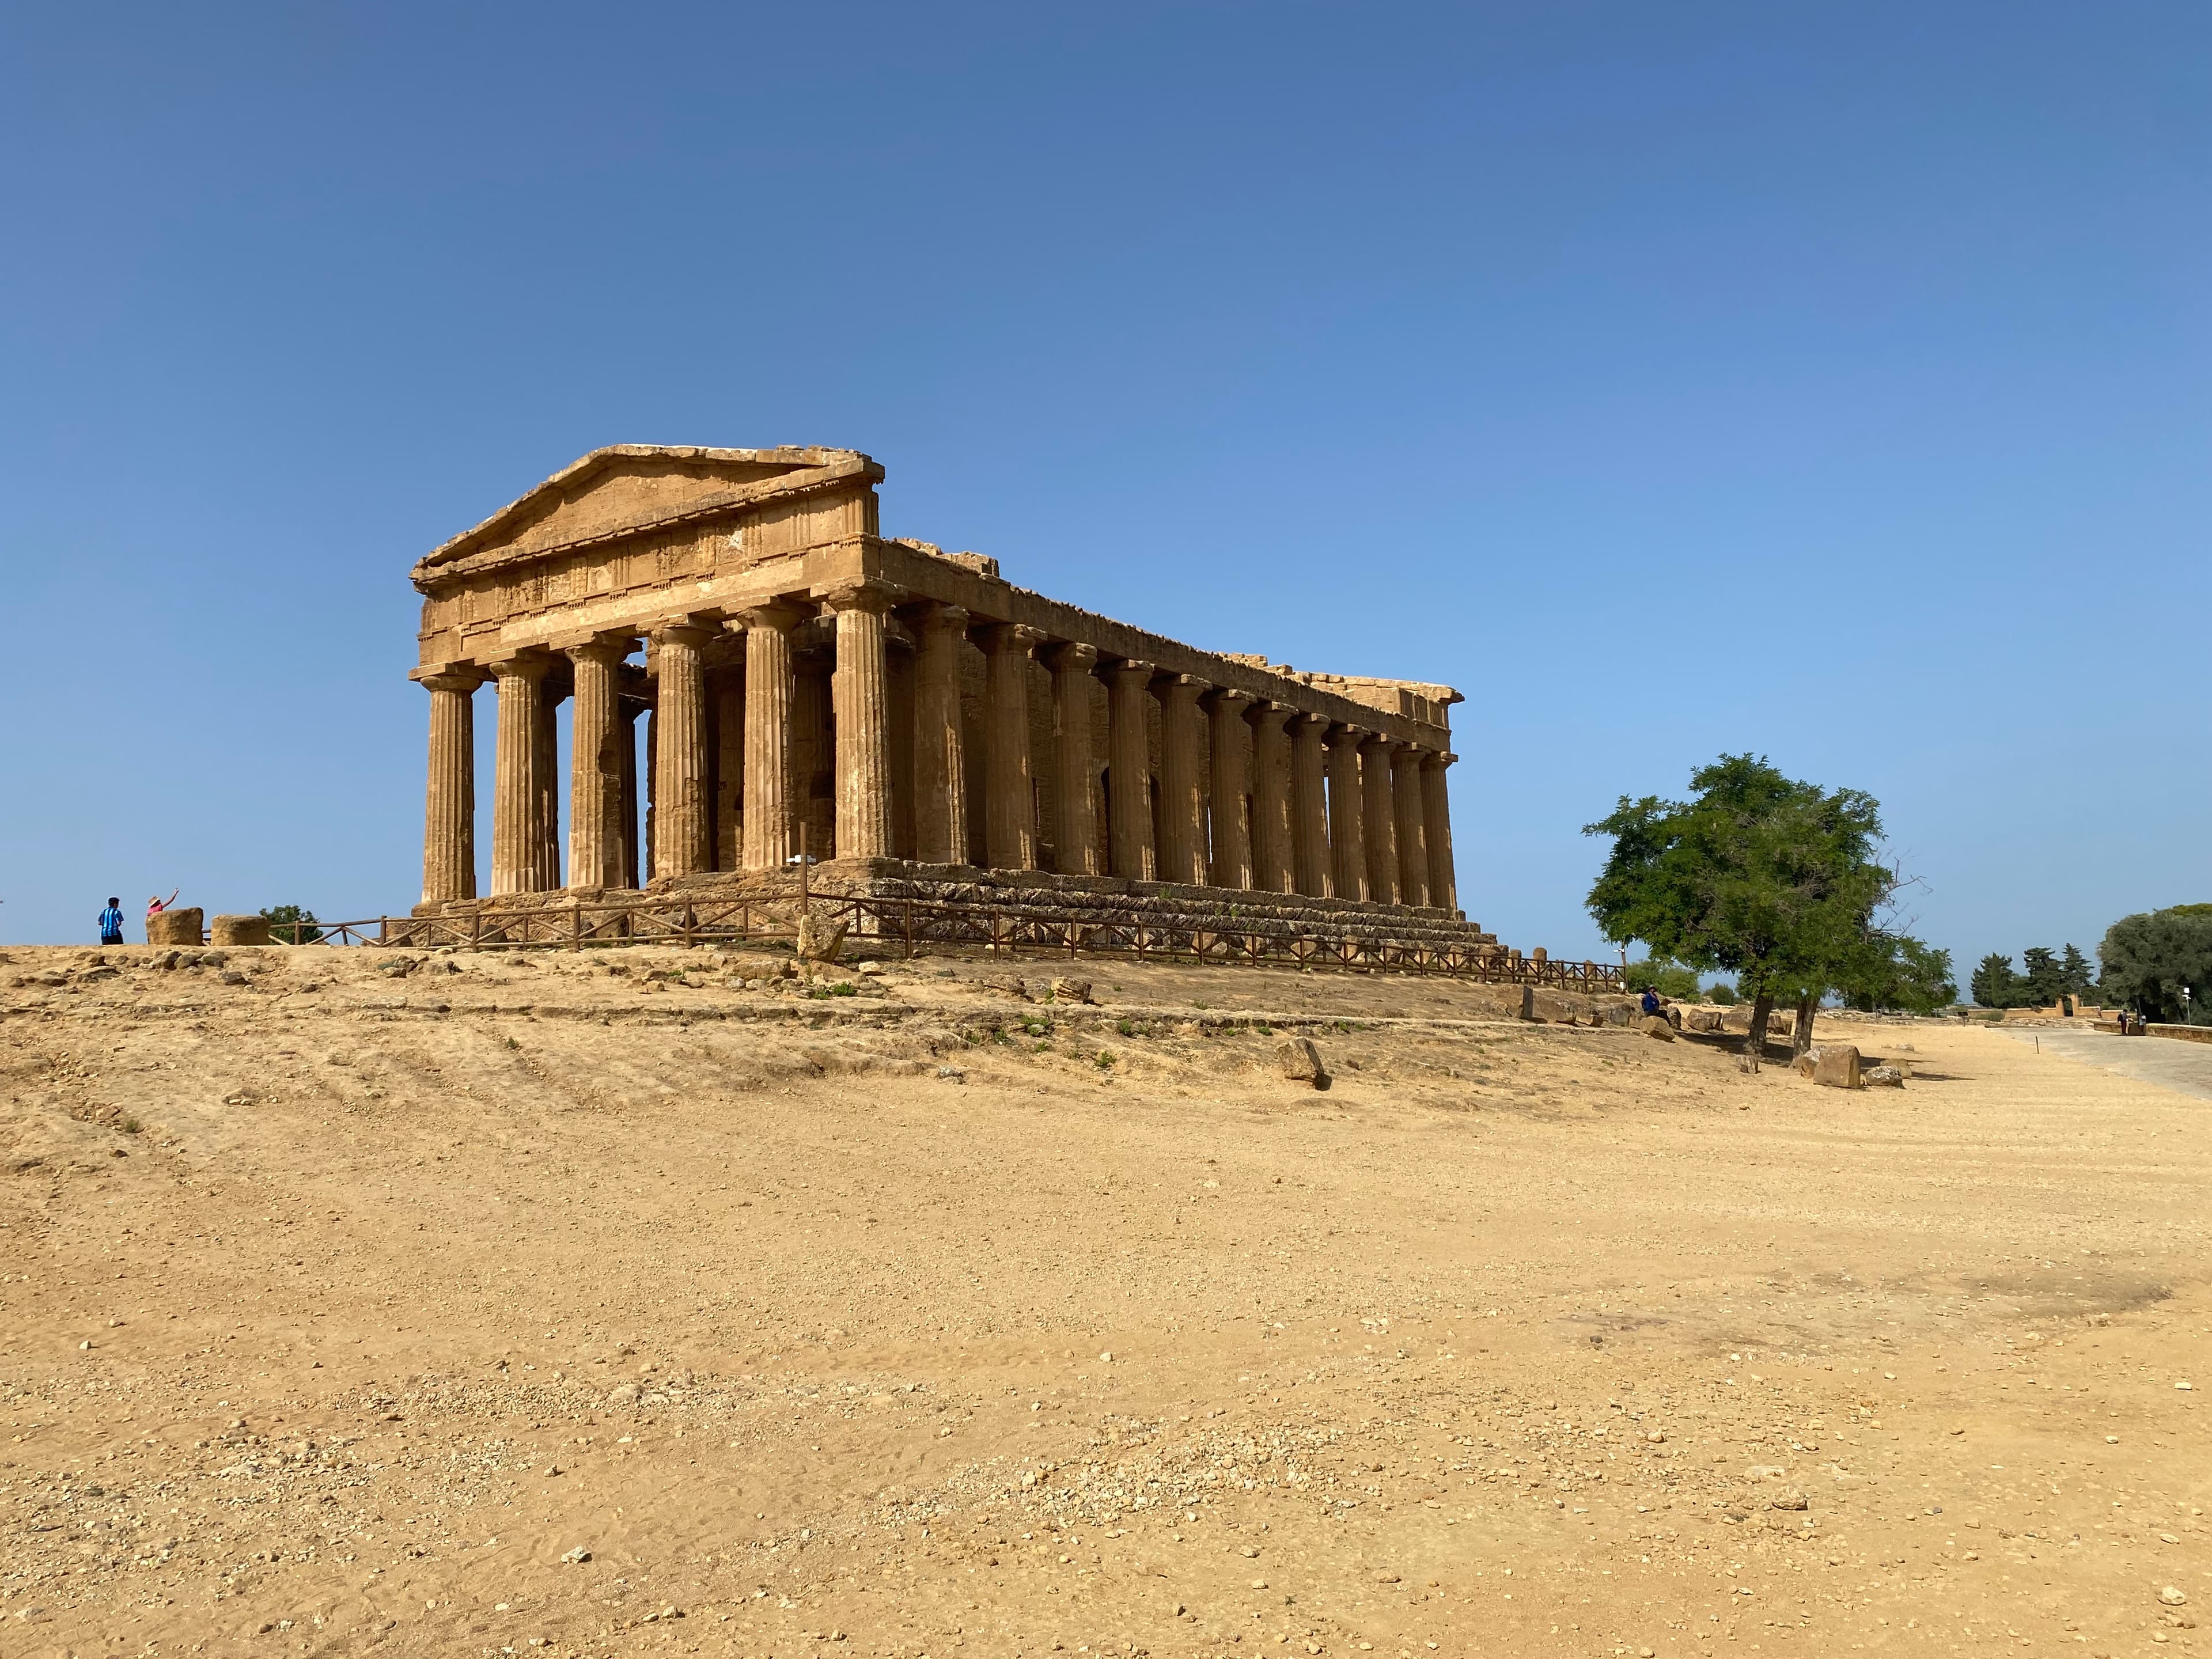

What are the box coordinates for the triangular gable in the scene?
[414,445,871,580]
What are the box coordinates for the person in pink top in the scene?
[145,888,179,922]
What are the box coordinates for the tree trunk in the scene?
[1743,991,1775,1072]
[1790,990,1818,1060]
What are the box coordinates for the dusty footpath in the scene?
[0,943,2206,1659]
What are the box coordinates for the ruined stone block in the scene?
[145,908,202,947]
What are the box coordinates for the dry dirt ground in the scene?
[1,942,2207,1659]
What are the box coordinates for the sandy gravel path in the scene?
[1,945,2205,1658]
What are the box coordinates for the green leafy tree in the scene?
[1705,981,1739,1006]
[2099,905,2212,1024]
[1585,755,1895,1069]
[1626,957,1705,1001]
[2059,944,2096,998]
[1840,935,1957,1014]
[260,904,323,946]
[1970,952,2021,1009]
[2020,946,2065,1008]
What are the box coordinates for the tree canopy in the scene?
[1585,755,1949,1056]
[2099,904,2212,1024]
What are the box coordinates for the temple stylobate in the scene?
[408,446,1471,934]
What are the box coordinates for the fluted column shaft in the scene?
[1327,725,1369,903]
[618,696,642,890]
[533,681,563,890]
[1289,713,1331,897]
[566,641,627,891]
[421,672,480,905]
[740,605,801,872]
[1423,753,1459,914]
[1247,702,1294,895]
[490,657,550,897]
[828,586,894,861]
[1107,660,1157,880]
[1361,736,1400,907]
[1205,690,1253,890]
[1393,747,1430,908]
[911,605,970,866]
[1050,643,1101,876]
[1154,675,1207,885]
[650,624,713,880]
[983,624,1044,870]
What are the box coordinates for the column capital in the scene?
[1107,656,1157,684]
[1154,672,1208,694]
[1359,731,1404,755]
[1286,709,1329,732]
[1046,640,1099,672]
[732,600,809,633]
[420,668,488,694]
[815,579,899,614]
[1245,698,1294,729]
[980,622,1047,654]
[1202,685,1252,713]
[647,620,717,650]
[909,601,971,637]
[1325,721,1369,746]
[563,632,635,667]
[1424,749,1459,769]
[487,650,555,682]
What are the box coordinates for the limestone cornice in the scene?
[413,499,1456,750]
[859,537,1457,751]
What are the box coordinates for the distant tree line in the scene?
[1968,944,2094,1010]
[1965,906,2212,1025]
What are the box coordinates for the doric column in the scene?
[489,655,551,897]
[1423,752,1459,914]
[1049,642,1101,876]
[649,623,714,880]
[563,639,628,892]
[1205,689,1253,890]
[533,677,564,891]
[713,669,745,872]
[642,702,657,882]
[617,692,643,889]
[1288,712,1331,897]
[1361,734,1400,907]
[825,584,894,861]
[420,671,482,905]
[1326,724,1369,903]
[1245,700,1294,895]
[911,604,970,865]
[981,623,1044,870]
[1393,745,1430,908]
[1106,659,1157,881]
[738,604,802,872]
[1153,675,1207,885]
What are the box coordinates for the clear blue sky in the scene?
[2,3,2203,979]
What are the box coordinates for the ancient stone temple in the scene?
[409,446,1478,941]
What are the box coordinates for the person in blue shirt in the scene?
[1638,985,1662,1017]
[97,897,125,945]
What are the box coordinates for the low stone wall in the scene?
[2147,1023,2212,1044]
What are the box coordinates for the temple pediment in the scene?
[414,445,878,584]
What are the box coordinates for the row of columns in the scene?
[421,590,1457,912]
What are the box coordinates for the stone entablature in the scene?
[408,445,1464,921]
